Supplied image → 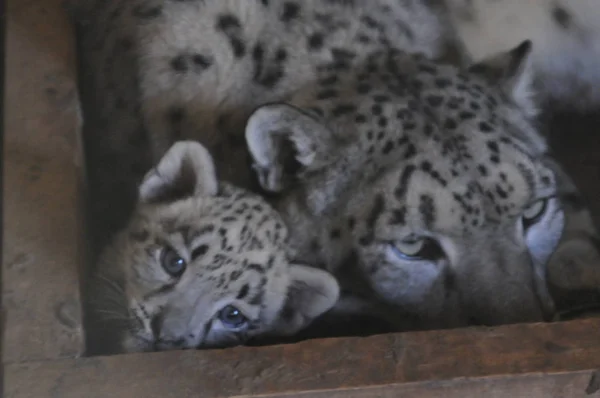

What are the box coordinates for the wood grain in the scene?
[5,319,600,397]
[2,0,85,362]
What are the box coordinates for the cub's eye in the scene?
[521,199,548,229]
[218,305,249,330]
[160,247,187,277]
[388,237,443,261]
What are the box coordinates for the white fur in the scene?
[446,0,600,110]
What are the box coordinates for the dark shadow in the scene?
[0,0,6,390]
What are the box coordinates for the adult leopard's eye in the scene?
[521,199,548,229]
[218,305,249,330]
[160,247,187,277]
[389,237,443,261]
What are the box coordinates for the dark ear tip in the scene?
[514,40,533,57]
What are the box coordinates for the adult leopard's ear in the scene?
[468,40,536,115]
[245,103,340,193]
[138,141,218,204]
[273,264,340,335]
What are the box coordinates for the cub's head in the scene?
[245,41,600,329]
[91,142,339,353]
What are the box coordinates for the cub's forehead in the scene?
[131,194,289,249]
[207,194,290,247]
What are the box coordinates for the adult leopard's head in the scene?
[244,41,600,329]
[90,142,339,353]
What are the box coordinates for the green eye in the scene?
[394,239,425,257]
[160,247,186,277]
[389,238,443,261]
[522,199,548,229]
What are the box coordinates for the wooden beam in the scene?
[5,319,600,397]
[2,0,85,362]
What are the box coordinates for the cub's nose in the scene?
[150,313,196,350]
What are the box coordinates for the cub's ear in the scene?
[138,141,218,204]
[468,40,536,115]
[273,264,340,335]
[245,103,339,193]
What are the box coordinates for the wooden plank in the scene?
[2,0,85,362]
[5,319,600,397]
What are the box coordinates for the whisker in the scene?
[89,294,126,310]
[94,309,129,322]
[95,274,126,297]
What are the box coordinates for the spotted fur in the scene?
[73,0,600,351]
[445,0,600,111]
[89,142,339,353]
